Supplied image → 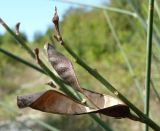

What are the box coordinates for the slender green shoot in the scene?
[145,0,155,131]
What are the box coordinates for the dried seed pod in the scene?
[17,90,131,118]
[44,43,83,93]
[17,90,94,115]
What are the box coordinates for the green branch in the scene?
[145,1,155,131]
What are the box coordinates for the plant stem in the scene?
[145,0,155,131]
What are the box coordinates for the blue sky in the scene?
[0,0,103,41]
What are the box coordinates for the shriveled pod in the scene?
[44,43,83,93]
[17,89,132,119]
[47,81,130,118]
[17,90,93,115]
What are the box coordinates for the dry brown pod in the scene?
[44,43,83,93]
[17,89,131,118]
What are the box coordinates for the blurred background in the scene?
[0,0,160,131]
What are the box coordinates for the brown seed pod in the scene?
[17,90,131,118]
[17,90,94,115]
[44,43,83,93]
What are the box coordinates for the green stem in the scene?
[145,0,155,131]
[53,0,137,17]
[62,43,160,130]
[103,10,143,101]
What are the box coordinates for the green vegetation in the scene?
[0,0,160,131]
